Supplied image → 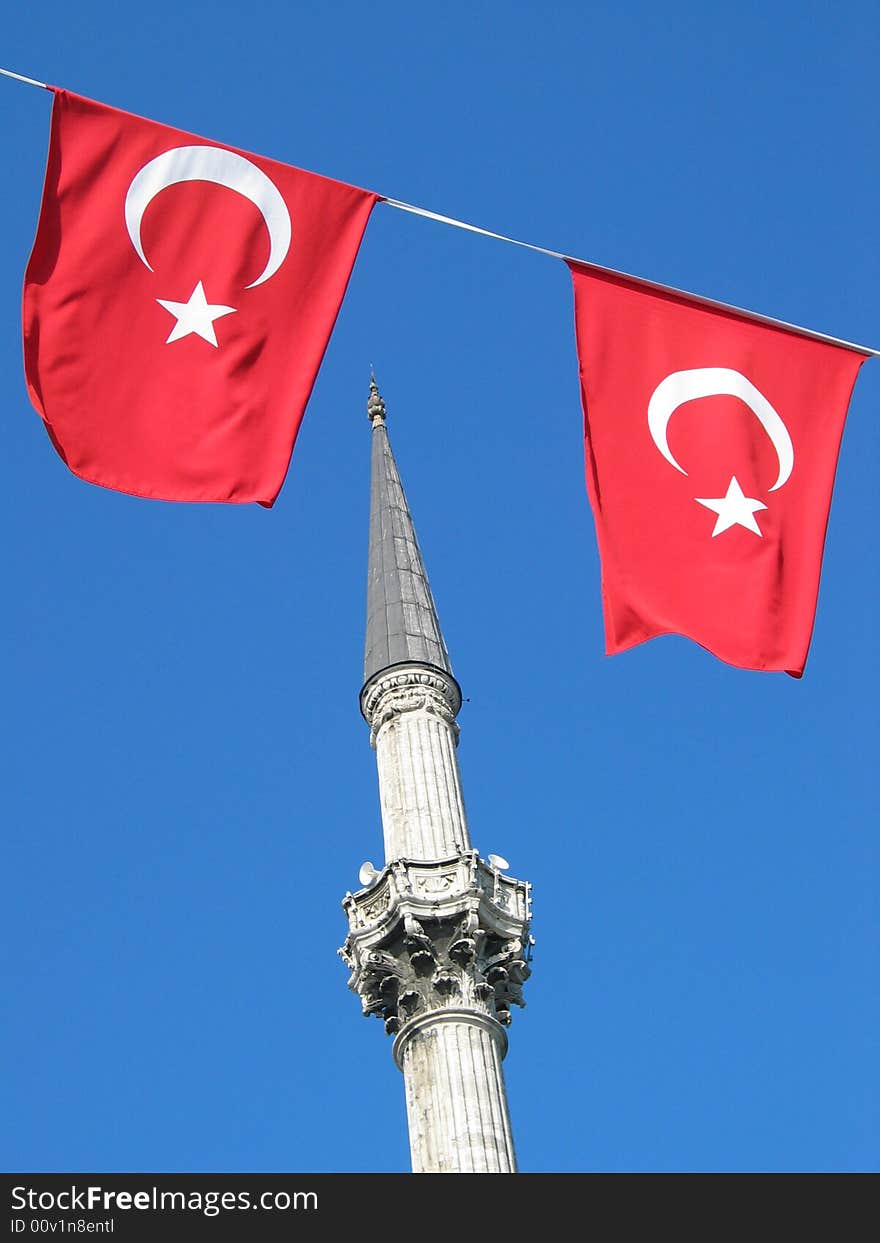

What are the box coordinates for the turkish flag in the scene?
[568,261,868,675]
[23,90,379,505]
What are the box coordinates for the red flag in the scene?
[568,261,868,675]
[23,90,378,505]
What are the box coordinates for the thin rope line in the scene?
[2,66,877,358]
[382,197,567,262]
[383,198,879,359]
[0,66,49,90]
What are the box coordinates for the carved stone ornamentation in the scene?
[361,666,462,747]
[340,852,532,1037]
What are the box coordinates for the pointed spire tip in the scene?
[367,368,386,424]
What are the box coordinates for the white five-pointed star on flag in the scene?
[156,281,236,347]
[695,475,768,537]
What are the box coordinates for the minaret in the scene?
[340,376,533,1173]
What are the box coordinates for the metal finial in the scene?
[367,370,386,423]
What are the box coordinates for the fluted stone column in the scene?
[362,666,469,862]
[396,1013,516,1173]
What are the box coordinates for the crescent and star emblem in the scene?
[123,145,292,347]
[647,367,795,539]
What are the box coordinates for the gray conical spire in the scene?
[363,374,454,687]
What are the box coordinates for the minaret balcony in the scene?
[340,851,532,1036]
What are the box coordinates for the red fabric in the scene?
[24,90,378,505]
[568,261,867,675]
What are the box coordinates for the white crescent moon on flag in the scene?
[647,367,794,492]
[124,145,292,288]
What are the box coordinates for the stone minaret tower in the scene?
[340,376,533,1173]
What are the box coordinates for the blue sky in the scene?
[1,1,877,1173]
